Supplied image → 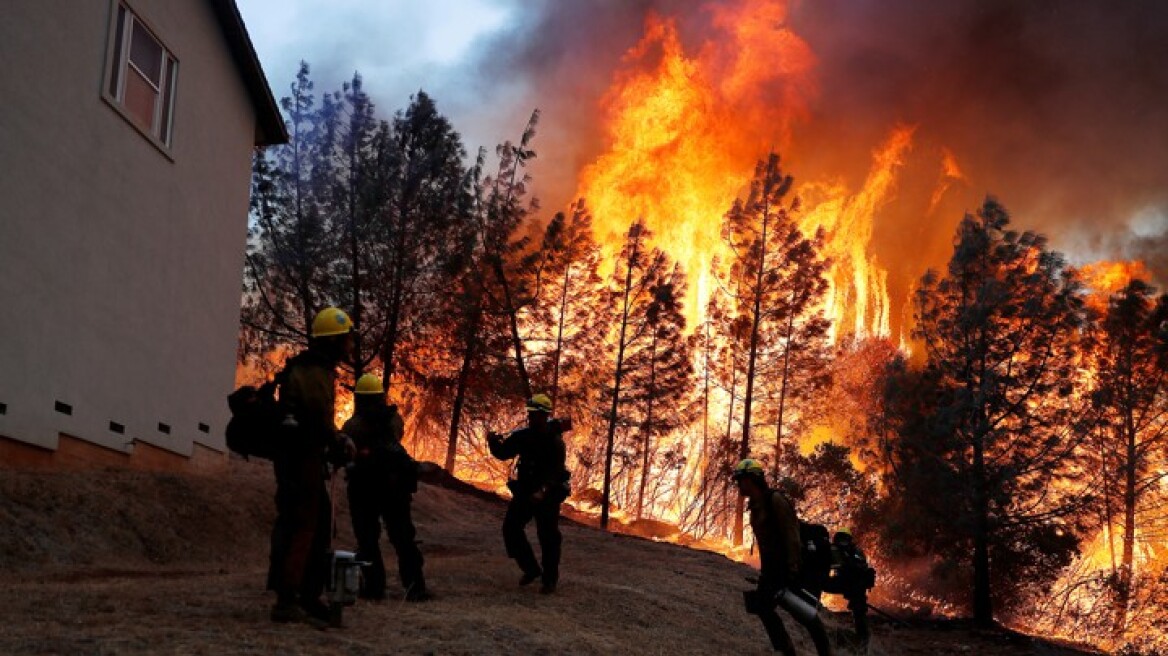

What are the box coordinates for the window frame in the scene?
[102,0,179,156]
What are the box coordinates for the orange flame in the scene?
[577,0,903,341]
[577,0,816,322]
[1079,260,1153,314]
[1080,260,1152,295]
[801,126,913,340]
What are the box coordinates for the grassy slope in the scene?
[0,461,1100,655]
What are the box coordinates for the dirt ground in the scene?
[0,460,1103,655]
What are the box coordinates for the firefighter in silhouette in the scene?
[268,307,357,627]
[487,394,570,594]
[734,458,834,656]
[343,373,428,602]
[823,528,874,650]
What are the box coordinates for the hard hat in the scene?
[526,393,553,414]
[311,307,353,338]
[355,373,384,395]
[732,458,765,480]
[833,528,854,543]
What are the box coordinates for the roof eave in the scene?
[208,0,288,146]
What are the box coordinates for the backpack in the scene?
[225,379,285,460]
[797,520,833,595]
[834,541,877,591]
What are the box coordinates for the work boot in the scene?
[270,600,307,624]
[270,600,327,630]
[519,568,542,586]
[539,579,557,595]
[299,598,331,630]
[405,584,432,602]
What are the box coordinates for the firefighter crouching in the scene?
[822,529,875,649]
[343,373,429,602]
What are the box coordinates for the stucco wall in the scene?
[0,0,258,459]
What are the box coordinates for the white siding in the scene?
[0,0,258,457]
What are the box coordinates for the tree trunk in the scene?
[772,295,798,478]
[382,212,408,392]
[734,212,770,547]
[601,231,639,530]
[636,330,659,521]
[972,428,994,627]
[445,283,484,473]
[493,256,532,398]
[1113,405,1138,635]
[699,319,712,535]
[550,262,572,403]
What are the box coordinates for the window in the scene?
[106,3,178,147]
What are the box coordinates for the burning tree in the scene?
[443,114,544,473]
[520,202,612,489]
[1085,279,1168,635]
[821,337,902,464]
[881,198,1093,627]
[718,153,831,545]
[677,292,739,539]
[598,221,693,528]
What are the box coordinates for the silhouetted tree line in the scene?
[240,64,1168,648]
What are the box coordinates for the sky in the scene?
[235,0,1168,286]
[235,0,523,154]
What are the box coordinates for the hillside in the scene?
[0,461,1103,655]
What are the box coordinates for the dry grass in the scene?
[0,461,1100,655]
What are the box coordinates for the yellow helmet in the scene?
[526,393,553,414]
[355,373,383,395]
[311,307,353,338]
[732,458,765,480]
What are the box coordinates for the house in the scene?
[0,0,287,470]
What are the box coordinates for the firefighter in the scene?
[734,458,833,656]
[823,529,873,650]
[268,307,356,627]
[487,394,570,594]
[343,373,428,602]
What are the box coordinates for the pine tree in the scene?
[481,111,542,399]
[598,221,688,528]
[1085,279,1168,634]
[719,153,830,545]
[314,73,382,377]
[242,63,336,364]
[375,92,470,392]
[620,264,695,520]
[524,200,608,408]
[885,198,1093,626]
[678,293,731,538]
[442,113,543,473]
